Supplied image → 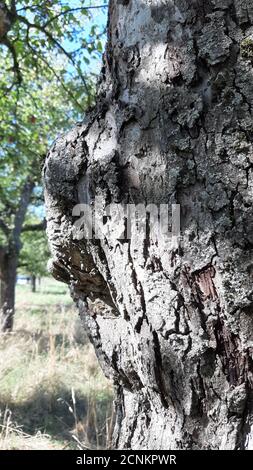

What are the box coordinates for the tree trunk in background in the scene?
[0,179,34,332]
[0,251,17,331]
[31,274,36,293]
[44,0,253,449]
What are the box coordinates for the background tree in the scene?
[19,218,50,292]
[0,66,79,330]
[0,1,107,331]
[45,0,253,450]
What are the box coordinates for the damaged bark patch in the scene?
[183,264,218,302]
[192,265,218,301]
[214,316,253,388]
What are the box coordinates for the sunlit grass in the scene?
[16,277,72,307]
[0,277,113,450]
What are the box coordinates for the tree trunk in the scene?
[0,1,14,40]
[0,179,34,332]
[0,251,17,332]
[31,274,36,293]
[44,0,253,449]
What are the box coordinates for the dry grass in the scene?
[0,278,113,450]
[0,408,59,450]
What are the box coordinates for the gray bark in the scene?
[44,0,253,449]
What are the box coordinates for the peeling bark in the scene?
[44,0,253,449]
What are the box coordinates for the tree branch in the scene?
[18,262,29,268]
[22,219,46,232]
[12,179,34,251]
[26,39,86,112]
[10,0,16,16]
[44,5,109,28]
[0,218,9,237]
[2,36,22,84]
[17,14,89,93]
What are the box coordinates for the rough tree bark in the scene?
[44,0,253,449]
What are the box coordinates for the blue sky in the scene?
[33,1,108,219]
[62,1,108,76]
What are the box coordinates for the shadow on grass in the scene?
[0,382,113,449]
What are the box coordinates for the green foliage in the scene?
[1,1,107,107]
[0,56,87,223]
[19,219,50,277]
[0,0,107,282]
[0,3,107,198]
[0,1,107,215]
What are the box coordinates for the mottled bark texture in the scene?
[44,0,253,449]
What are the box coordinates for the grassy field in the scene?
[0,277,113,450]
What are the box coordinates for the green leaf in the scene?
[97,41,103,53]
